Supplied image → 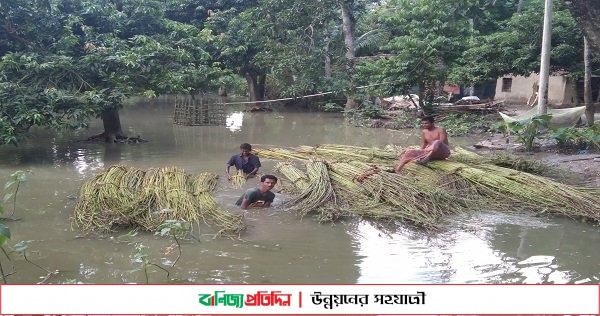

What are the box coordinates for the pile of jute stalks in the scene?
[254,144,600,228]
[72,165,245,236]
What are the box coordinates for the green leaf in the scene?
[13,240,31,253]
[3,192,13,203]
[4,180,15,190]
[0,222,11,246]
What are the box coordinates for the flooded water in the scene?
[0,99,598,285]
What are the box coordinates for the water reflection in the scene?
[352,211,600,284]
[226,111,244,132]
[73,149,104,176]
[487,217,600,284]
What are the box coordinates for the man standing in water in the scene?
[236,175,278,209]
[226,143,262,179]
[394,115,450,172]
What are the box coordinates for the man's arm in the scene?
[246,168,258,179]
[263,192,275,208]
[247,156,261,177]
[225,156,235,179]
[225,164,233,179]
[420,130,427,149]
[439,128,449,145]
[240,199,251,210]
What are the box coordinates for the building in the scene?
[494,73,576,107]
[494,73,600,108]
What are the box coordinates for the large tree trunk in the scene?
[584,36,595,126]
[341,1,358,109]
[245,72,259,103]
[218,86,227,97]
[257,74,266,101]
[566,1,600,53]
[101,107,125,142]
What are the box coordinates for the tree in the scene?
[0,0,219,144]
[450,0,584,86]
[357,0,476,106]
[566,0,600,53]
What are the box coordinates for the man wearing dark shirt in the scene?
[235,175,278,209]
[226,143,262,179]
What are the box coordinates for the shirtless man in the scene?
[394,115,450,173]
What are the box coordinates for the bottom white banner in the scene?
[0,284,598,314]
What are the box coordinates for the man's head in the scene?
[259,174,278,192]
[240,143,252,156]
[420,115,435,130]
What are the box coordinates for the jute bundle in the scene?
[72,166,246,236]
[230,169,246,189]
[192,173,246,236]
[258,144,600,227]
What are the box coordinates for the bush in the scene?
[508,114,552,152]
[321,102,344,113]
[550,123,600,153]
[439,113,494,136]
[385,110,421,129]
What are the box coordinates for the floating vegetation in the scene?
[72,166,245,236]
[254,144,600,228]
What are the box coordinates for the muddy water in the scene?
[0,100,599,284]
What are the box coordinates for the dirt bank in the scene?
[471,132,600,187]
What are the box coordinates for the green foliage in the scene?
[344,99,385,126]
[321,103,345,113]
[3,170,28,217]
[385,111,421,130]
[128,242,170,284]
[0,0,226,144]
[508,114,552,151]
[490,121,509,135]
[359,106,384,119]
[451,0,586,84]
[0,170,31,283]
[356,0,476,102]
[0,171,24,248]
[550,124,600,153]
[0,223,10,248]
[439,114,492,136]
[0,0,591,145]
[156,220,190,239]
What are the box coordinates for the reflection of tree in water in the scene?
[486,220,600,283]
[172,125,231,151]
[0,130,102,173]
